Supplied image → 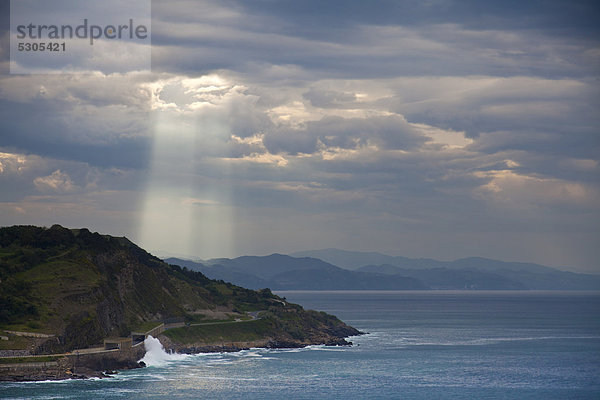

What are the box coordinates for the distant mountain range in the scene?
[165,250,600,291]
[290,249,443,271]
[165,254,426,290]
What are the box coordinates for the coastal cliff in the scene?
[0,225,361,381]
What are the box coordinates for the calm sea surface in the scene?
[1,291,599,399]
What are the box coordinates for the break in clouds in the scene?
[0,0,599,270]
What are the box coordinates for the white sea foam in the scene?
[10,378,78,385]
[391,334,600,347]
[274,345,311,352]
[139,335,189,367]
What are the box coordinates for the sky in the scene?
[0,0,599,272]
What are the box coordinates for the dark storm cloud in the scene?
[151,0,600,79]
[0,98,152,169]
[235,0,600,34]
[1,0,599,270]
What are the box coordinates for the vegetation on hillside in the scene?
[0,225,359,354]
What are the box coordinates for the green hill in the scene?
[0,225,359,355]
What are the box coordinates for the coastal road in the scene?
[187,311,262,328]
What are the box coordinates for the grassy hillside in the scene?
[0,225,359,354]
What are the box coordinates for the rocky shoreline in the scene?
[0,344,147,382]
[0,334,359,382]
[0,358,147,382]
[158,334,355,355]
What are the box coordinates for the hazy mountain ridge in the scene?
[208,254,342,280]
[168,250,600,291]
[290,249,444,271]
[164,255,427,290]
[290,249,574,273]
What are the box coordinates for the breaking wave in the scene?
[139,336,188,367]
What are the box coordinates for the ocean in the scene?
[1,291,599,399]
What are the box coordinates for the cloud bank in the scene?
[1,0,599,271]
